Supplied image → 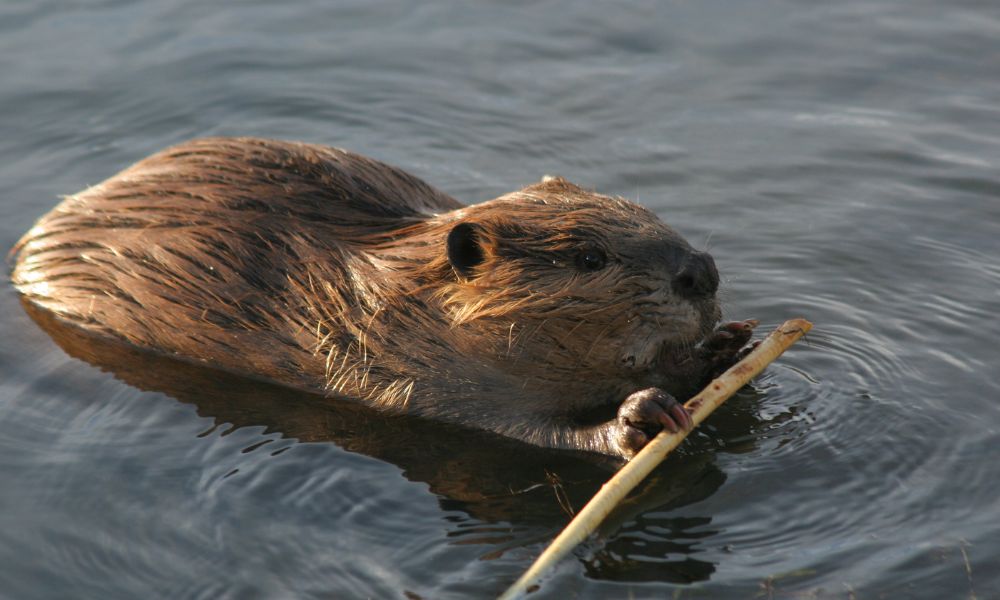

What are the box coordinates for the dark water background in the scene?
[2,1,999,598]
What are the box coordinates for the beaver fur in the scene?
[11,137,753,459]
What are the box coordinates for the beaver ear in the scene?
[447,222,486,277]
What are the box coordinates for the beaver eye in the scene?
[575,248,607,271]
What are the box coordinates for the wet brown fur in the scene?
[11,137,721,456]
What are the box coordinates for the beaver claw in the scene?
[613,388,693,459]
[700,319,758,378]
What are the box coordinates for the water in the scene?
[2,1,999,598]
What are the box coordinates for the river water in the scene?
[2,1,999,598]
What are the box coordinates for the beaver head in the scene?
[453,178,714,353]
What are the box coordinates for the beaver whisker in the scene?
[509,318,550,367]
[580,319,621,365]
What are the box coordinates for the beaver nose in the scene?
[672,251,719,299]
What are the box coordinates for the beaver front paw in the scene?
[700,319,758,378]
[613,388,693,459]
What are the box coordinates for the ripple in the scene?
[4,0,1000,597]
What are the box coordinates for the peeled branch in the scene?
[498,318,813,600]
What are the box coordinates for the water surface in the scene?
[2,1,999,598]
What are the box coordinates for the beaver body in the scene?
[11,137,752,459]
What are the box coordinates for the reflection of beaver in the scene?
[22,297,731,582]
[11,137,754,459]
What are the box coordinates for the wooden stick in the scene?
[498,318,812,600]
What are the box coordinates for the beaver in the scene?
[11,137,755,460]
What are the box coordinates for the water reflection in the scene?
[22,298,783,584]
